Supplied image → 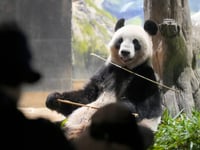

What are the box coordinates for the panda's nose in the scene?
[121,50,130,57]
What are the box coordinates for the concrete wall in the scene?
[0,0,72,107]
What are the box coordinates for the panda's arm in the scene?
[60,65,109,103]
[46,65,107,116]
[61,78,102,104]
[45,81,101,116]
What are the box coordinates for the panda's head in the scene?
[108,18,158,69]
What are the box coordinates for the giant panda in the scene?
[46,18,163,140]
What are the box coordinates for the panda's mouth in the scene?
[120,56,132,63]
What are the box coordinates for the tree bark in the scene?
[144,0,200,116]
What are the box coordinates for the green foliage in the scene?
[72,35,87,54]
[150,109,200,150]
[74,18,109,54]
[72,0,116,78]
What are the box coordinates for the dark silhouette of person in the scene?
[0,21,75,149]
[74,102,154,150]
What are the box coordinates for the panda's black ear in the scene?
[114,18,125,32]
[144,20,158,35]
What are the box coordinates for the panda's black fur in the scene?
[46,18,163,140]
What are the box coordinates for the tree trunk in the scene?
[144,0,200,116]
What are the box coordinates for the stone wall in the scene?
[0,0,72,107]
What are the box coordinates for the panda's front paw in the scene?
[46,92,74,116]
[46,92,63,111]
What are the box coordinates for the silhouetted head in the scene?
[0,21,41,86]
[74,103,154,150]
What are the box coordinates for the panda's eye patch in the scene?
[115,38,123,49]
[132,39,141,51]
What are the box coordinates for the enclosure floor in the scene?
[18,92,64,122]
[18,80,86,122]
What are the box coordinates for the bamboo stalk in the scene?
[57,99,98,109]
[91,53,179,93]
[57,99,138,117]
